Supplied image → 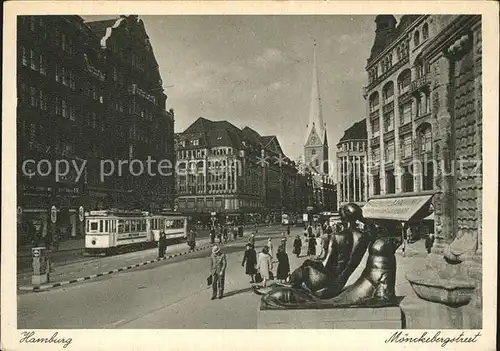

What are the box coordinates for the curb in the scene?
[18,228,282,293]
[18,244,213,292]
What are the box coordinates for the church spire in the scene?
[305,40,326,146]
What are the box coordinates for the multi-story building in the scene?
[336,119,368,209]
[175,117,302,224]
[363,14,482,329]
[303,42,337,212]
[17,15,174,244]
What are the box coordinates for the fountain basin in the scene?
[406,272,476,307]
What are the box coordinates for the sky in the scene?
[83,15,377,169]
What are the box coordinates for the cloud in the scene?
[252,48,287,68]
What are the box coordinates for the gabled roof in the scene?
[85,18,120,40]
[337,119,367,144]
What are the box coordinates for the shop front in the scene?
[362,191,436,245]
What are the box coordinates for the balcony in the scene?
[369,110,380,119]
[399,123,412,135]
[128,84,156,104]
[87,65,105,81]
[410,74,431,93]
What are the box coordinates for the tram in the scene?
[85,209,188,255]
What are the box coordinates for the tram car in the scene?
[85,209,188,255]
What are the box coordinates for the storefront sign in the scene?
[303,214,308,222]
[362,195,434,222]
[79,206,85,222]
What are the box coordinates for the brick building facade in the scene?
[17,15,174,244]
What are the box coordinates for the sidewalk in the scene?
[18,238,85,258]
[18,225,284,291]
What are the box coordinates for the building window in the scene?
[373,172,381,195]
[384,140,395,163]
[39,54,47,75]
[383,110,394,132]
[315,159,319,167]
[191,139,199,146]
[29,16,36,31]
[311,149,316,155]
[402,165,414,193]
[61,99,68,118]
[39,90,47,110]
[30,86,38,107]
[400,134,412,158]
[371,118,380,134]
[399,102,412,125]
[397,69,411,93]
[385,169,396,194]
[369,92,379,112]
[414,31,420,47]
[382,81,394,102]
[422,161,434,191]
[21,45,28,66]
[372,147,380,163]
[420,126,432,154]
[422,23,429,40]
[30,49,38,71]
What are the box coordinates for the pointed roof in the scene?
[305,41,326,146]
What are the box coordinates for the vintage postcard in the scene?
[2,1,498,350]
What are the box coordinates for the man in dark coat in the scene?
[158,231,167,258]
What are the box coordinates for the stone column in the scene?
[394,99,402,193]
[378,90,386,195]
[352,155,357,202]
[432,52,454,248]
[346,156,350,203]
[357,155,362,202]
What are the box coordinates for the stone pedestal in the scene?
[257,305,403,329]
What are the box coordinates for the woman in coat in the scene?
[257,246,273,287]
[293,235,302,258]
[276,246,290,283]
[307,235,316,257]
[242,243,257,283]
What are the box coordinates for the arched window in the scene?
[422,23,429,40]
[419,125,432,154]
[369,92,379,112]
[397,69,412,93]
[382,81,394,102]
[414,31,420,47]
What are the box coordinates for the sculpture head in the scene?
[339,203,363,225]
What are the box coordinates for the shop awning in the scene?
[423,212,435,221]
[362,194,434,222]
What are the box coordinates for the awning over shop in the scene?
[362,194,434,222]
[423,212,435,221]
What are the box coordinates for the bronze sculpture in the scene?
[255,203,402,309]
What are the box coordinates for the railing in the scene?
[128,84,156,104]
[365,56,409,92]
[410,74,431,93]
[383,101,394,113]
[369,110,380,119]
[398,91,411,104]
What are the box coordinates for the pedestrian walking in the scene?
[223,226,228,243]
[293,235,302,257]
[308,235,316,257]
[267,238,274,258]
[425,233,435,254]
[210,226,216,244]
[257,246,273,288]
[286,225,291,236]
[242,243,257,283]
[248,234,256,249]
[210,245,227,300]
[276,246,290,283]
[232,225,238,240]
[307,224,313,237]
[158,230,167,258]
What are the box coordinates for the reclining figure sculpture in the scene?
[256,203,402,309]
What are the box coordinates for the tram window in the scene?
[99,220,103,232]
[143,219,146,231]
[125,220,130,232]
[105,220,109,232]
[118,220,124,233]
[90,221,98,231]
